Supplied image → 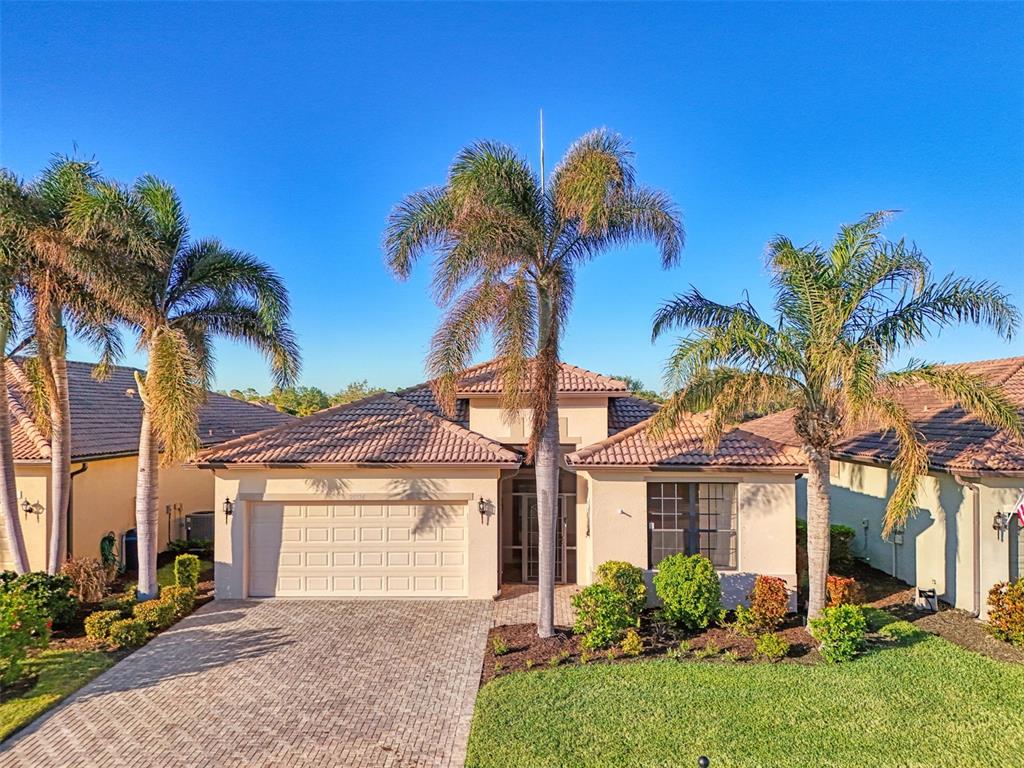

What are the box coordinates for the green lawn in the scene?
[468,635,1021,768]
[0,648,114,741]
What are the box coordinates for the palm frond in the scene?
[145,328,203,464]
[550,129,633,237]
[383,186,453,280]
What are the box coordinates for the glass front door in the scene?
[502,491,577,584]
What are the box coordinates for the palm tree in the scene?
[384,130,684,636]
[68,175,300,599]
[0,159,122,573]
[0,265,29,573]
[651,212,1022,618]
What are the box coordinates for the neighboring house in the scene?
[198,360,804,606]
[747,356,1024,620]
[1,359,295,571]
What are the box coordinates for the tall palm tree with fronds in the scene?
[0,262,29,573]
[385,129,684,637]
[68,175,300,599]
[651,212,1022,618]
[0,159,122,573]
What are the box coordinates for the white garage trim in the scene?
[246,500,469,598]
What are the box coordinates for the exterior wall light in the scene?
[478,498,493,524]
[993,510,1010,533]
[223,497,234,522]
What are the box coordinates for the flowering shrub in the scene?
[595,561,648,618]
[988,581,1024,647]
[653,554,721,631]
[173,554,201,589]
[0,589,50,685]
[84,610,123,642]
[133,599,175,631]
[734,575,790,636]
[826,575,865,607]
[108,619,148,649]
[572,583,635,650]
[810,604,867,663]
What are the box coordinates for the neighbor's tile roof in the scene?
[742,356,1024,476]
[197,392,521,466]
[8,359,295,462]
[608,396,661,435]
[566,411,806,469]
[454,359,629,395]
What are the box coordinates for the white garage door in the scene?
[248,501,468,597]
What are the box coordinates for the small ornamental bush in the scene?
[734,575,789,636]
[879,620,924,644]
[595,561,648,618]
[620,628,644,657]
[826,574,866,607]
[3,571,78,628]
[84,610,123,641]
[754,632,790,662]
[491,635,510,656]
[99,593,136,617]
[653,554,721,631]
[810,604,867,663]
[0,589,50,685]
[173,554,202,589]
[108,619,148,649]
[693,640,720,659]
[61,557,112,603]
[133,599,175,631]
[160,585,196,620]
[572,583,635,650]
[988,581,1024,647]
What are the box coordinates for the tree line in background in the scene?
[0,157,299,599]
[221,381,385,416]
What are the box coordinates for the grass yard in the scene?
[0,649,114,741]
[468,634,1022,768]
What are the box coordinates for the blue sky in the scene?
[2,2,1022,393]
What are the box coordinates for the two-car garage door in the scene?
[248,501,468,597]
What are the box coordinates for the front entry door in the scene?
[507,492,577,584]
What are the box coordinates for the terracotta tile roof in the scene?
[197,392,521,466]
[394,384,470,427]
[742,356,1024,476]
[454,359,629,395]
[565,411,806,470]
[8,359,296,462]
[608,396,661,435]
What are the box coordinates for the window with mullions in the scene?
[647,482,738,569]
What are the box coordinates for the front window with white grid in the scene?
[647,482,738,569]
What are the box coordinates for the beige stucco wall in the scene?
[212,466,502,600]
[579,468,798,610]
[467,396,611,450]
[1,457,214,573]
[826,458,1023,619]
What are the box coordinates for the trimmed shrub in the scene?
[61,557,111,603]
[0,589,50,685]
[2,571,78,628]
[734,575,790,636]
[988,581,1024,647]
[595,561,648,618]
[653,554,721,631]
[160,585,196,620]
[84,610,123,641]
[796,519,857,572]
[173,554,201,589]
[620,628,644,657]
[810,604,867,663]
[572,583,635,650]
[826,574,866,607]
[108,619,148,649]
[754,632,790,662]
[99,593,136,618]
[133,599,175,631]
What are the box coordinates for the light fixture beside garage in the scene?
[223,497,234,522]
[478,497,494,524]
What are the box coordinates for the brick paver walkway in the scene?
[492,583,579,628]
[1,599,491,768]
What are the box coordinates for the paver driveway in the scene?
[1,599,491,768]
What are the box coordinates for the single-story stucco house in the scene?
[1,359,295,572]
[197,360,804,607]
[747,355,1024,620]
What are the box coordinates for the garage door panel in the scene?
[249,502,469,597]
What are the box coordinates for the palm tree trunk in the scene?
[46,321,71,574]
[535,289,559,638]
[805,448,831,619]
[0,340,29,573]
[134,395,161,600]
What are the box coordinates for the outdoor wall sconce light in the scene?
[478,498,494,524]
[993,510,1011,533]
[223,497,234,522]
[19,494,41,518]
